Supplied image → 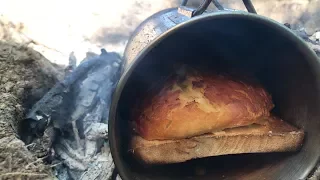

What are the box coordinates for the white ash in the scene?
[48,52,123,180]
[85,123,108,141]
[79,143,115,180]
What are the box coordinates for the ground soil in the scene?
[0,41,62,180]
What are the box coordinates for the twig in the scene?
[50,162,63,168]
[72,121,82,150]
[25,143,36,148]
[25,156,48,169]
[7,153,12,172]
[0,172,48,178]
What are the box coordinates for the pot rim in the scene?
[109,11,320,180]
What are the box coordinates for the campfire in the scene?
[20,49,122,180]
[0,42,122,179]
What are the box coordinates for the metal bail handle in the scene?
[180,0,257,17]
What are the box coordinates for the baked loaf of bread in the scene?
[130,116,304,164]
[133,70,274,140]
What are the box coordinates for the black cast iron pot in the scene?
[109,1,320,179]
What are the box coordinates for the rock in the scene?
[315,32,320,40]
[308,31,320,42]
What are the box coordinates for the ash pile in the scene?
[20,49,123,180]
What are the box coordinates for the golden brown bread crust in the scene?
[130,116,305,164]
[133,70,274,140]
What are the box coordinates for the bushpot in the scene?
[109,1,320,180]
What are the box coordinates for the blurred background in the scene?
[1,0,319,66]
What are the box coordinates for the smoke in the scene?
[0,0,181,65]
[89,0,181,54]
[1,0,318,65]
[93,28,129,45]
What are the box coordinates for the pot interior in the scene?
[112,14,320,180]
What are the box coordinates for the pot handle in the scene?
[179,0,257,17]
[241,0,257,14]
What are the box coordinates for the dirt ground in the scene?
[0,41,62,179]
